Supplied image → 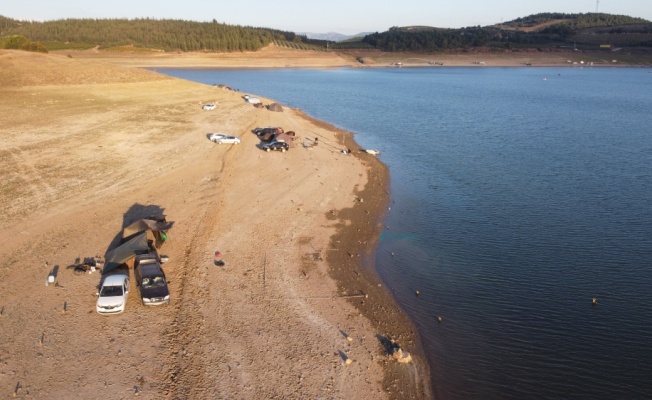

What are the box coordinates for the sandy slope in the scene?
[0,50,430,399]
[62,43,358,69]
[59,42,652,69]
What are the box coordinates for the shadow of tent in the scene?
[103,231,150,275]
[102,203,173,275]
[104,203,167,257]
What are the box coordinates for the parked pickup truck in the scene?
[134,254,170,306]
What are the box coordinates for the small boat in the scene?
[365,149,381,155]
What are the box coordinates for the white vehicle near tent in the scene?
[212,135,241,144]
[96,273,130,315]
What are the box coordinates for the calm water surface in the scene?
[157,67,652,399]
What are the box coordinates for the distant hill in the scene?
[355,13,652,52]
[498,12,648,30]
[297,32,373,42]
[2,12,651,54]
[0,15,304,52]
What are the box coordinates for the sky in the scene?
[2,0,651,35]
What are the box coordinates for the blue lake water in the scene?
[156,66,652,399]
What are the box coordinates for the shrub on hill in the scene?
[1,35,48,52]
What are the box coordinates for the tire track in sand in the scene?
[160,142,238,399]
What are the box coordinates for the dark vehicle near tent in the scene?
[134,254,170,306]
[262,141,289,152]
[253,127,283,136]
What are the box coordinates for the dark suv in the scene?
[253,127,283,135]
[262,141,289,152]
[134,254,170,306]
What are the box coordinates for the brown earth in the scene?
[496,19,571,32]
[0,49,432,399]
[59,42,652,68]
[61,43,358,69]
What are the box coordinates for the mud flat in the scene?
[0,49,431,399]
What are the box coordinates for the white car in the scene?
[208,133,227,141]
[202,103,216,111]
[96,274,130,315]
[209,133,241,144]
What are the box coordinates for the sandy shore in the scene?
[0,49,431,399]
[58,43,652,69]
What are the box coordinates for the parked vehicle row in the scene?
[205,126,292,153]
[253,126,293,153]
[96,254,170,315]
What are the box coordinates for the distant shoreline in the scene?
[55,45,652,69]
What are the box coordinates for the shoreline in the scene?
[57,46,652,69]
[0,49,432,399]
[16,44,652,398]
[295,113,433,397]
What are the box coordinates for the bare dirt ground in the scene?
[61,42,652,69]
[62,43,358,69]
[0,49,431,399]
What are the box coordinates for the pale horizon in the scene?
[2,0,651,35]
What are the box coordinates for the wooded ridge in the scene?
[1,12,650,53]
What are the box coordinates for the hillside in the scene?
[2,12,651,54]
[356,13,651,52]
[0,16,311,52]
[499,12,649,30]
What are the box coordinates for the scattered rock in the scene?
[392,347,412,364]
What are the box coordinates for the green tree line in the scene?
[504,12,648,29]
[356,13,650,51]
[1,13,649,54]
[0,16,304,52]
[361,26,495,51]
